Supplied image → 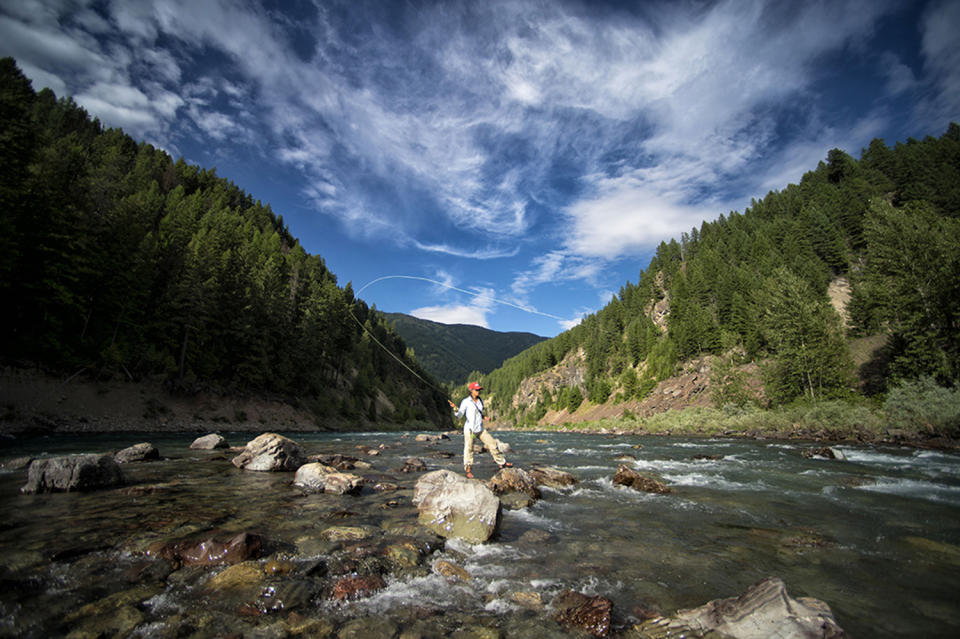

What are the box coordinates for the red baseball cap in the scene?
[468,382,483,391]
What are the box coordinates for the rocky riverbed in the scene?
[2,430,959,637]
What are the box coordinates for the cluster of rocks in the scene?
[19,441,161,494]
[8,431,849,638]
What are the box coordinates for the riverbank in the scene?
[495,400,960,450]
[4,367,957,450]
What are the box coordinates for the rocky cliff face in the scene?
[502,355,764,427]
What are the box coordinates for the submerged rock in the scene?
[21,454,124,493]
[114,442,160,463]
[294,462,363,495]
[553,590,613,637]
[231,433,306,471]
[612,464,671,494]
[190,433,229,449]
[638,577,846,639]
[147,531,263,566]
[413,469,501,543]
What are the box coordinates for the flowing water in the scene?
[1,430,959,638]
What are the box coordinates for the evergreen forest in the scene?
[0,59,447,427]
[480,122,960,428]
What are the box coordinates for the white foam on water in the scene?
[503,506,569,531]
[661,471,764,491]
[854,477,960,506]
[351,574,473,615]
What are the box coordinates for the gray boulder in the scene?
[21,454,124,493]
[640,577,846,639]
[190,433,229,450]
[231,433,306,471]
[413,469,501,543]
[114,443,159,463]
[294,462,363,495]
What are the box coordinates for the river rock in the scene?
[415,433,449,442]
[21,454,124,493]
[2,456,34,470]
[640,577,846,639]
[190,433,229,449]
[612,464,671,494]
[413,469,501,543]
[330,574,387,601]
[114,442,160,463]
[553,590,613,637]
[147,531,263,566]
[231,433,306,471]
[488,467,541,502]
[528,465,578,488]
[802,447,847,461]
[401,457,428,472]
[294,462,363,495]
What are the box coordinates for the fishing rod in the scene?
[350,274,569,395]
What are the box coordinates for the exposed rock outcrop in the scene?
[294,463,363,495]
[190,433,229,449]
[114,443,159,463]
[413,469,501,543]
[231,433,306,471]
[21,454,124,493]
[612,464,671,494]
[529,465,578,488]
[638,577,847,639]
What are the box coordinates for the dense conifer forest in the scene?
[481,121,960,426]
[3,55,958,436]
[0,58,447,426]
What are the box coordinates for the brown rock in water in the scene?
[528,465,578,488]
[231,433,306,471]
[802,447,847,461]
[639,577,847,639]
[330,574,386,601]
[612,464,671,494]
[21,454,124,493]
[147,532,263,566]
[401,457,428,472]
[553,590,613,637]
[488,467,541,501]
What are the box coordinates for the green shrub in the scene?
[883,377,960,436]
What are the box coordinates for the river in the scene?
[1,430,959,637]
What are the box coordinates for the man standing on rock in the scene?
[449,382,512,479]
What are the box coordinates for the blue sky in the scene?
[2,0,958,338]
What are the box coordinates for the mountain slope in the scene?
[383,312,546,384]
[480,125,960,425]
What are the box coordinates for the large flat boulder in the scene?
[294,462,363,495]
[640,577,847,639]
[190,433,229,450]
[114,443,159,463]
[21,454,124,493]
[231,433,306,471]
[413,469,500,543]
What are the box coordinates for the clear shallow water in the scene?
[1,430,959,637]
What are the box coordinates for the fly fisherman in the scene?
[448,382,512,479]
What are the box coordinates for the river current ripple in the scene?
[1,430,959,637]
